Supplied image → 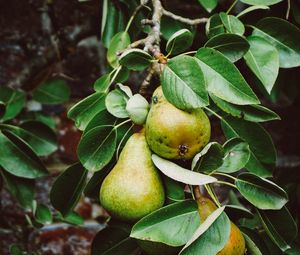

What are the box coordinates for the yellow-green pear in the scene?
[145,86,211,160]
[99,132,165,222]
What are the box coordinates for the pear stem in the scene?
[193,185,203,200]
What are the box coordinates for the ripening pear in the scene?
[99,132,165,222]
[197,196,246,255]
[145,86,211,160]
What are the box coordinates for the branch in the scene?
[162,9,208,25]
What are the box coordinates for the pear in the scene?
[99,132,165,222]
[145,86,211,160]
[197,196,246,255]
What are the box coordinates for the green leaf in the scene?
[206,14,225,39]
[217,138,250,173]
[257,207,298,251]
[163,176,185,203]
[180,207,230,255]
[92,227,139,255]
[152,154,217,185]
[166,29,194,55]
[119,49,153,71]
[9,244,25,255]
[94,73,111,93]
[241,0,283,6]
[131,200,200,246]
[205,34,250,62]
[50,163,87,216]
[252,17,300,68]
[225,205,254,220]
[161,55,208,110]
[221,116,276,176]
[211,94,280,122]
[219,12,245,35]
[55,211,84,225]
[236,5,270,18]
[84,109,116,134]
[161,16,195,40]
[197,0,218,12]
[235,173,288,210]
[32,79,70,104]
[105,89,130,118]
[77,125,117,172]
[0,87,26,121]
[0,169,34,209]
[0,101,5,119]
[192,142,224,174]
[107,31,131,68]
[195,48,259,105]
[241,227,270,255]
[126,94,149,125]
[68,92,106,130]
[0,121,57,156]
[35,204,52,225]
[244,36,279,93]
[0,130,47,179]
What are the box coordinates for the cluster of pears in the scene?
[99,86,245,254]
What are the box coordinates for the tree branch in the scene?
[162,9,208,25]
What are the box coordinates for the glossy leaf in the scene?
[77,125,117,172]
[131,200,200,246]
[225,205,254,221]
[211,94,280,122]
[126,94,149,125]
[206,14,225,39]
[257,207,298,251]
[236,5,270,18]
[84,110,116,134]
[94,73,111,93]
[241,227,270,255]
[50,163,87,216]
[92,227,139,255]
[35,204,52,225]
[180,207,230,255]
[55,211,84,225]
[163,176,185,203]
[166,29,194,55]
[205,34,250,62]
[68,92,106,130]
[0,101,5,119]
[107,31,131,68]
[219,12,245,35]
[235,173,288,210]
[221,116,276,176]
[119,49,153,71]
[161,16,195,40]
[244,36,279,93]
[161,55,208,110]
[32,79,70,104]
[217,137,250,173]
[241,0,283,6]
[195,48,259,105]
[105,89,129,118]
[0,130,47,179]
[152,154,217,185]
[197,0,218,12]
[252,17,300,68]
[192,142,224,174]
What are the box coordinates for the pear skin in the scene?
[145,86,211,160]
[99,132,165,222]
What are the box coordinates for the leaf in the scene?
[50,163,87,216]
[0,121,58,156]
[236,5,270,18]
[0,101,5,119]
[180,207,231,255]
[119,49,153,71]
[126,94,149,125]
[241,227,270,255]
[0,170,34,209]
[211,94,280,122]
[77,125,117,172]
[197,0,218,12]
[0,87,26,121]
[92,227,139,255]
[94,73,111,93]
[241,0,283,6]
[219,12,245,35]
[131,200,200,246]
[166,29,194,55]
[235,173,288,210]
[84,109,116,134]
[35,204,52,225]
[221,116,276,177]
[206,14,225,39]
[0,130,47,179]
[161,16,195,40]
[55,211,84,225]
[192,142,224,174]
[32,79,70,104]
[161,55,208,110]
[257,207,298,251]
[152,154,217,185]
[252,17,300,68]
[105,89,129,118]
[205,33,250,62]
[107,31,131,68]
[244,36,279,93]
[163,176,185,203]
[9,244,24,255]
[195,48,259,105]
[217,138,250,173]
[68,92,106,130]
[225,205,254,220]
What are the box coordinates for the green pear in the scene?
[99,132,165,222]
[145,86,211,160]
